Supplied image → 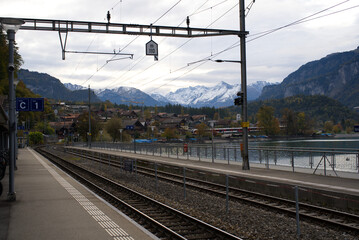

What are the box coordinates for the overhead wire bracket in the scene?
[58,30,133,60]
[58,30,68,60]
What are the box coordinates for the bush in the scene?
[29,131,44,145]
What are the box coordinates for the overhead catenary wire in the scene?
[70,0,123,81]
[102,0,233,90]
[101,0,212,90]
[106,1,239,89]
[145,0,358,93]
[81,0,357,95]
[80,0,183,86]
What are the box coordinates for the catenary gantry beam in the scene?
[0,17,246,38]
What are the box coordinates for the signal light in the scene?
[234,92,243,106]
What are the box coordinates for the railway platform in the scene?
[68,146,359,212]
[0,147,157,240]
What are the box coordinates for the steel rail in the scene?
[38,146,243,240]
[66,147,359,234]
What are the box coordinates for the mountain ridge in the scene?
[18,69,101,103]
[259,46,359,108]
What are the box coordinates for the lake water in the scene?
[249,137,359,149]
[214,137,359,172]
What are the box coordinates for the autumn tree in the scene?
[213,112,220,120]
[323,121,334,133]
[105,117,123,142]
[195,122,210,141]
[34,122,55,135]
[162,128,179,140]
[0,32,23,95]
[297,112,314,135]
[77,112,101,142]
[333,123,342,134]
[143,109,152,120]
[282,108,297,135]
[257,106,280,136]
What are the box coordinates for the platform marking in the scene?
[29,148,134,240]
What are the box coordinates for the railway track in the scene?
[36,146,243,240]
[66,147,359,235]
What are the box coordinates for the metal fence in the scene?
[72,141,359,175]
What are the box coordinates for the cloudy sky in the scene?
[1,0,358,95]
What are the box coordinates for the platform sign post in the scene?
[16,98,30,111]
[30,98,44,111]
[146,40,158,61]
[16,98,44,112]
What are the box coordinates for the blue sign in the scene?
[125,125,134,130]
[16,98,30,111]
[354,125,359,133]
[16,98,44,112]
[30,98,44,111]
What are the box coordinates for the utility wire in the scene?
[147,1,358,93]
[103,0,217,89]
[80,0,183,86]
[187,0,357,67]
[107,1,239,89]
[71,0,122,83]
[189,0,229,17]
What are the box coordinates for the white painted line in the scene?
[266,184,279,188]
[245,180,256,184]
[29,148,134,240]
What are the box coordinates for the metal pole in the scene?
[291,151,295,173]
[324,153,327,176]
[211,123,214,163]
[183,167,186,200]
[240,0,250,170]
[7,29,16,201]
[88,85,91,149]
[226,174,229,214]
[295,186,301,238]
[155,163,158,192]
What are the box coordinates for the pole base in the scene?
[7,191,16,201]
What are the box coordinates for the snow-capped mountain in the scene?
[95,87,160,106]
[163,81,240,108]
[247,81,274,100]
[63,81,271,107]
[151,81,271,108]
